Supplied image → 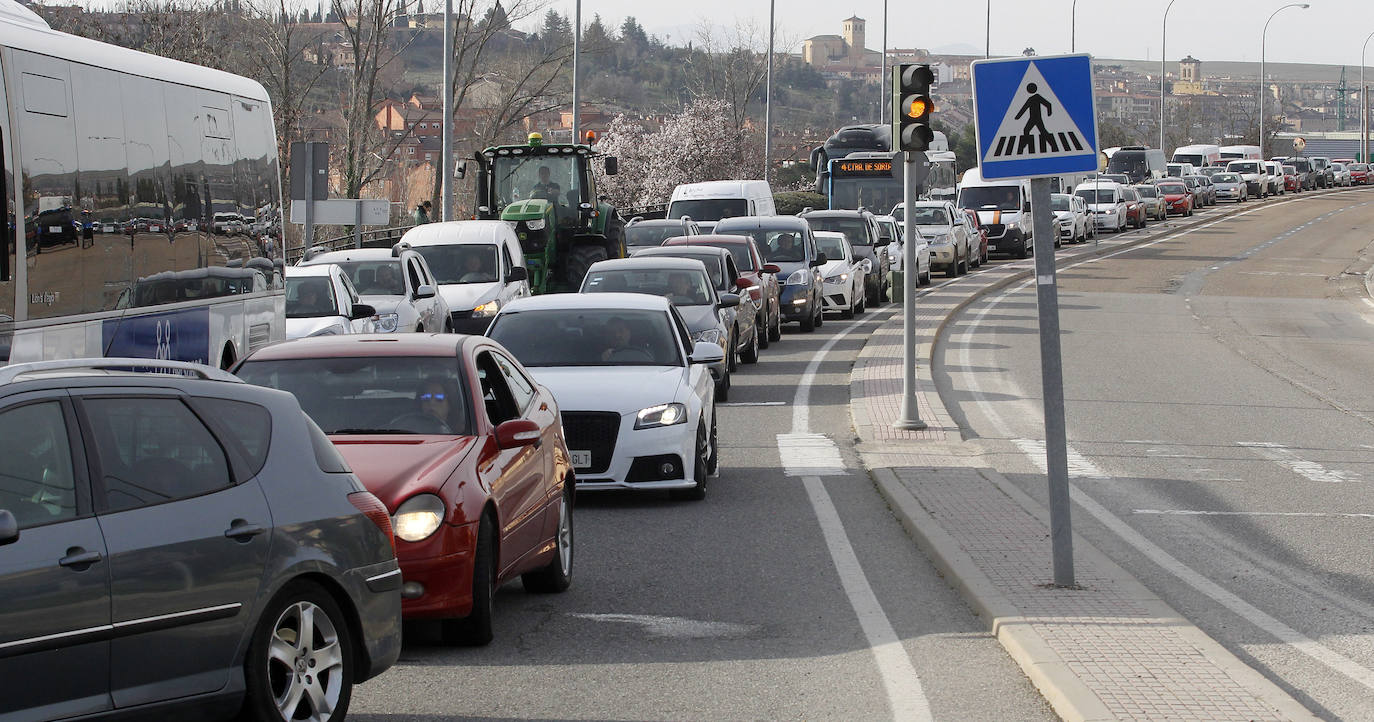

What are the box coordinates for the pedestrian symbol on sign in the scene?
[987,63,1088,160]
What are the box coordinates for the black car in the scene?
[624,217,702,249]
[799,209,891,307]
[713,216,826,332]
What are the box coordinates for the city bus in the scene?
[0,1,284,368]
[818,127,956,211]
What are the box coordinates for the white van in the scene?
[1166,162,1196,179]
[1172,144,1221,169]
[956,167,1033,258]
[1219,145,1262,163]
[667,181,776,233]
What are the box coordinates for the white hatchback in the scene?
[298,244,451,333]
[813,231,866,318]
[485,293,724,500]
[283,264,374,339]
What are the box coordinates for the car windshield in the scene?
[1214,174,1240,183]
[488,308,682,367]
[1289,159,1312,171]
[234,357,472,435]
[625,225,686,247]
[285,277,338,318]
[414,244,499,285]
[1050,196,1072,211]
[908,207,951,225]
[1183,178,1200,187]
[1230,162,1260,174]
[491,154,582,211]
[692,240,754,270]
[582,268,714,306]
[806,216,872,246]
[335,260,405,296]
[815,234,847,261]
[1283,166,1296,174]
[959,185,1021,211]
[1159,183,1187,194]
[1135,186,1158,198]
[1076,188,1116,204]
[648,252,726,290]
[667,199,748,222]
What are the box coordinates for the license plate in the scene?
[49,226,61,233]
[570,450,591,468]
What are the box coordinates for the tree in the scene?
[538,9,571,52]
[241,0,332,182]
[331,0,418,199]
[684,19,769,130]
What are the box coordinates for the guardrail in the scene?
[286,224,417,264]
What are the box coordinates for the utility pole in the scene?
[440,0,453,220]
[571,0,582,145]
[764,0,775,185]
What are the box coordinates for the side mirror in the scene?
[414,284,437,300]
[454,160,467,179]
[604,157,619,176]
[719,292,740,308]
[734,277,752,291]
[508,266,528,282]
[0,509,16,546]
[761,263,781,275]
[810,253,827,267]
[350,303,377,320]
[495,418,542,449]
[689,341,725,365]
[875,236,892,247]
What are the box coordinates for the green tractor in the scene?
[469,133,625,293]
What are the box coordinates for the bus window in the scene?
[72,63,131,315]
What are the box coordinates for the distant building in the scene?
[803,16,883,81]
[1174,56,1205,95]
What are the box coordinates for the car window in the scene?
[339,273,361,306]
[493,352,535,414]
[192,397,272,480]
[83,397,232,513]
[815,234,847,262]
[476,351,520,425]
[696,240,753,270]
[724,256,741,288]
[415,244,500,284]
[286,276,339,318]
[582,268,713,306]
[337,260,405,296]
[488,308,684,367]
[0,400,78,529]
[500,246,514,279]
[407,259,424,291]
[806,216,872,246]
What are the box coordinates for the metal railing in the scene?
[286,224,417,264]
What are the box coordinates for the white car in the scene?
[400,220,533,334]
[1073,181,1127,233]
[1330,162,1353,187]
[298,244,451,333]
[284,264,374,339]
[905,200,973,277]
[879,209,933,285]
[485,293,724,500]
[1051,193,1093,243]
[813,231,866,318]
[1226,160,1270,199]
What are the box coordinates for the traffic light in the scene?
[893,64,935,152]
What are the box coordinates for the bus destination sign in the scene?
[835,159,893,175]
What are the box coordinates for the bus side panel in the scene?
[1,47,16,359]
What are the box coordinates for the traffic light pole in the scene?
[1029,177,1075,587]
[895,151,927,431]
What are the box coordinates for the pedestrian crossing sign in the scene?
[972,54,1099,180]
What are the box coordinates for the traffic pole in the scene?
[894,151,927,431]
[1029,177,1074,587]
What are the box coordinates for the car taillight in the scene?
[349,491,396,551]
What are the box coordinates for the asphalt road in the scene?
[350,291,1055,719]
[937,187,1374,721]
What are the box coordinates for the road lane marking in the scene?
[718,401,787,407]
[776,433,847,476]
[568,613,759,639]
[1237,442,1363,483]
[1134,509,1374,519]
[1012,438,1109,479]
[784,312,933,722]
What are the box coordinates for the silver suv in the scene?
[0,359,401,721]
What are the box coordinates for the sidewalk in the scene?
[851,277,1318,720]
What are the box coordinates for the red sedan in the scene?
[235,334,574,645]
[1281,166,1300,193]
[963,209,990,262]
[1349,162,1370,185]
[1157,181,1194,217]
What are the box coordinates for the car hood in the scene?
[285,316,347,339]
[915,223,953,237]
[331,435,477,507]
[438,282,501,313]
[1162,193,1188,200]
[974,209,1018,225]
[358,295,403,314]
[675,304,721,333]
[526,365,692,412]
[819,259,851,277]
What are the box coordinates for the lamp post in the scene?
[764,0,775,184]
[986,0,991,58]
[1160,0,1178,152]
[1361,30,1374,162]
[1259,3,1309,161]
[571,0,582,145]
[881,0,888,121]
[440,0,453,220]
[1071,0,1079,53]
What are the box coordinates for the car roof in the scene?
[588,256,710,272]
[242,334,472,361]
[302,249,403,264]
[285,264,336,277]
[400,220,511,247]
[713,215,809,231]
[628,219,690,227]
[663,234,752,246]
[802,209,870,218]
[501,292,674,313]
[638,245,733,260]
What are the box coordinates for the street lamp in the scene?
[986,0,991,58]
[764,0,775,184]
[1259,3,1309,161]
[881,0,888,122]
[571,0,582,146]
[1160,0,1179,152]
[1361,30,1374,162]
[1071,0,1079,53]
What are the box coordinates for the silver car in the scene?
[0,358,401,721]
[1211,172,1249,203]
[300,245,452,334]
[904,201,973,277]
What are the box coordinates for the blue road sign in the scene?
[972,54,1099,180]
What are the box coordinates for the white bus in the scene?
[0,1,284,368]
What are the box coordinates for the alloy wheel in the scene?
[267,601,345,722]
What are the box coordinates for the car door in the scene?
[0,394,112,720]
[410,252,447,330]
[474,350,547,573]
[338,271,370,334]
[492,351,563,545]
[76,392,273,707]
[502,232,531,301]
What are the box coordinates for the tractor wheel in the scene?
[566,245,609,290]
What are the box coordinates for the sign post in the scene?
[289,142,328,248]
[896,150,929,430]
[972,53,1101,587]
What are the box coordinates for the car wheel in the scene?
[705,409,719,475]
[440,513,495,646]
[670,419,710,501]
[716,366,731,401]
[725,330,738,373]
[841,292,855,319]
[799,305,816,332]
[855,291,866,314]
[242,581,355,722]
[815,303,824,327]
[741,324,760,364]
[769,307,782,342]
[1017,237,1031,259]
[756,313,770,349]
[522,484,573,593]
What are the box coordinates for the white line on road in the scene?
[568,613,760,639]
[1134,509,1374,520]
[1237,442,1364,483]
[1012,438,1110,479]
[777,433,847,476]
[718,401,787,407]
[782,312,933,722]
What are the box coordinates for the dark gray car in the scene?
[800,209,892,307]
[712,216,826,333]
[0,358,400,722]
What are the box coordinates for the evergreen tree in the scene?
[480,1,510,32]
[538,9,571,50]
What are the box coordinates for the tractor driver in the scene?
[531,165,562,205]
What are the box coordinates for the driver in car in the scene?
[599,317,636,362]
[414,379,459,433]
[666,273,701,305]
[459,253,491,283]
[771,233,802,262]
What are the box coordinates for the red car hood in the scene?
[331,435,477,508]
[1163,193,1188,201]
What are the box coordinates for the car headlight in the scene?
[472,300,500,317]
[824,272,848,284]
[392,494,445,542]
[524,218,546,231]
[634,402,687,429]
[785,269,810,286]
[692,328,723,345]
[371,312,399,333]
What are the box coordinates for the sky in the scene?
[543,0,1374,69]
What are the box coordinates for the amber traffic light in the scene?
[893,63,935,152]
